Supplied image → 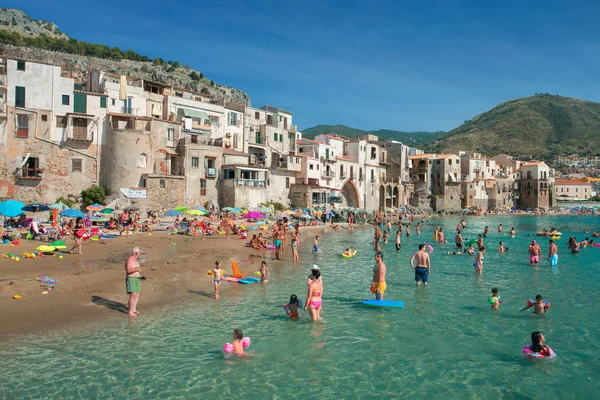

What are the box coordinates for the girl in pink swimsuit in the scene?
[305,267,323,321]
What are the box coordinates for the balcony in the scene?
[322,170,335,178]
[16,167,44,180]
[320,156,336,163]
[0,74,5,87]
[0,101,6,116]
[67,127,94,143]
[235,179,266,188]
[206,168,217,178]
[121,107,134,115]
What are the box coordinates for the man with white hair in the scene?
[125,247,143,316]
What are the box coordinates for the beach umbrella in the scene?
[99,208,114,214]
[193,206,208,213]
[36,245,58,252]
[173,206,188,212]
[302,214,313,219]
[245,211,265,219]
[187,209,206,216]
[164,210,182,217]
[60,209,85,218]
[282,210,295,215]
[86,203,105,211]
[123,206,140,212]
[222,207,234,211]
[91,216,105,221]
[22,203,50,213]
[48,203,70,210]
[0,200,25,218]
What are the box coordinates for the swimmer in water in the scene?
[313,235,319,252]
[509,227,516,238]
[283,294,301,319]
[489,287,505,309]
[498,241,508,253]
[520,294,548,315]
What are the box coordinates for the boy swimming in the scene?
[520,294,550,315]
[489,287,505,309]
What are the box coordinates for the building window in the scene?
[436,160,440,164]
[229,112,238,126]
[160,179,166,189]
[309,164,314,170]
[286,177,290,189]
[296,157,300,163]
[273,132,278,142]
[370,147,376,159]
[200,179,207,195]
[294,192,301,198]
[527,171,531,179]
[56,116,66,128]
[279,133,283,142]
[137,153,147,168]
[167,128,174,142]
[267,115,273,125]
[255,111,260,119]
[15,86,26,107]
[41,115,48,122]
[456,159,459,164]
[17,61,26,71]
[62,95,70,105]
[191,135,199,144]
[112,99,116,106]
[71,158,83,173]
[316,164,319,170]
[191,157,199,168]
[16,114,28,138]
[100,97,107,108]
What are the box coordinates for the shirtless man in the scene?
[547,239,558,267]
[528,240,542,265]
[373,226,381,251]
[455,230,464,252]
[125,247,143,316]
[274,228,284,260]
[371,252,387,300]
[410,244,431,287]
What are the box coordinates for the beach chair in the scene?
[231,260,246,278]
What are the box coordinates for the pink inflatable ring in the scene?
[522,344,556,359]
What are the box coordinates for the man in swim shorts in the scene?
[528,240,542,265]
[371,252,387,300]
[455,230,464,251]
[274,229,284,260]
[313,235,319,252]
[410,244,431,287]
[125,247,143,316]
[547,239,558,267]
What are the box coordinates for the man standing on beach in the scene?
[125,247,143,317]
[371,252,386,300]
[528,240,542,265]
[548,239,558,267]
[410,244,431,287]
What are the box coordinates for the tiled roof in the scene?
[555,179,591,185]
[408,154,436,160]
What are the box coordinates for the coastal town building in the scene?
[554,179,594,201]
[516,161,556,209]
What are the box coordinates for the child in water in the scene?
[489,288,505,309]
[520,294,549,315]
[212,260,223,299]
[529,331,552,357]
[231,328,253,356]
[313,236,319,252]
[498,241,509,253]
[283,294,302,319]
[259,260,269,283]
[383,231,389,244]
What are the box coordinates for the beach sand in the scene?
[0,224,339,341]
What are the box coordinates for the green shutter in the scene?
[74,93,87,114]
[100,97,107,108]
[273,132,277,141]
[326,149,329,159]
[15,86,26,107]
[256,131,261,144]
[279,133,283,142]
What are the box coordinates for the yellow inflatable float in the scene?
[341,249,357,258]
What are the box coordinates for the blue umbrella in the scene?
[193,206,208,213]
[164,210,182,217]
[0,200,25,218]
[60,209,85,218]
[22,203,50,213]
[49,203,70,210]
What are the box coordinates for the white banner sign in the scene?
[120,188,147,198]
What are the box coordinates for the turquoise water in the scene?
[1,215,599,399]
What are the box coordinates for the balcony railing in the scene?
[206,168,217,178]
[16,167,44,179]
[322,170,335,178]
[320,156,335,163]
[235,179,266,188]
[67,127,94,142]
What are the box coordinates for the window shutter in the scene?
[273,132,277,141]
[15,86,26,107]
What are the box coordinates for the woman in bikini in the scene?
[304,267,323,321]
[291,230,299,263]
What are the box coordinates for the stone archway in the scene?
[341,179,360,208]
[393,186,399,208]
[379,185,385,210]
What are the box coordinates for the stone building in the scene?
[383,140,412,206]
[517,161,555,209]
[408,154,435,208]
[431,154,462,211]
[0,57,107,203]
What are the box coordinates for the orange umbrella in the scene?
[52,208,58,227]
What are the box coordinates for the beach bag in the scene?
[75,228,86,238]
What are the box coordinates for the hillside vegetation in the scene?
[426,94,600,158]
[303,125,444,145]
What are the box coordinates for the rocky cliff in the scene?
[0,8,250,105]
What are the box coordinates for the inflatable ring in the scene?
[522,344,555,359]
[551,236,561,240]
[341,250,357,258]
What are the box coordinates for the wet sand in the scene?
[0,224,342,341]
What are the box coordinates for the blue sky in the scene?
[7,0,600,132]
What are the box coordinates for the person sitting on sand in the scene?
[257,233,268,249]
[249,234,259,249]
[107,218,117,230]
[141,221,153,233]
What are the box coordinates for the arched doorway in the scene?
[393,186,399,208]
[386,186,392,208]
[341,180,360,208]
[379,185,385,210]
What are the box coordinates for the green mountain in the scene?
[425,94,600,158]
[302,125,444,145]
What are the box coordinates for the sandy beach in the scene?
[0,223,342,341]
